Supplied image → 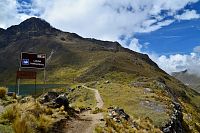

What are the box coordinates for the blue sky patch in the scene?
[135,19,200,55]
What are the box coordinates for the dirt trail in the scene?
[64,85,104,133]
[82,86,104,109]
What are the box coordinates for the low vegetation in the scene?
[67,85,96,110]
[0,96,70,133]
[0,87,7,98]
[95,81,171,127]
[0,100,52,132]
[0,85,97,133]
[95,117,162,133]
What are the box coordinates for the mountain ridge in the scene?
[0,17,200,132]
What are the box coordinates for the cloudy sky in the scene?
[1,0,200,75]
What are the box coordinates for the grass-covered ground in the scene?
[94,81,172,127]
[0,85,97,133]
[66,85,96,109]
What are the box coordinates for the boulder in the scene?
[108,107,130,122]
[40,92,59,103]
[46,92,59,100]
[54,94,69,109]
[39,92,69,110]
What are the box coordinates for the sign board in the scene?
[16,71,36,79]
[21,52,46,69]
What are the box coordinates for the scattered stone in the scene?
[107,107,114,109]
[100,118,104,121]
[77,85,81,88]
[144,88,152,94]
[130,82,147,87]
[68,87,75,92]
[162,102,185,133]
[108,107,130,122]
[40,92,59,103]
[39,92,69,110]
[86,107,92,110]
[184,113,192,121]
[140,100,165,113]
[154,80,166,89]
[105,80,110,84]
[20,96,33,103]
[131,121,139,129]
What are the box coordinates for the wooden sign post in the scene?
[15,52,46,96]
[16,70,37,95]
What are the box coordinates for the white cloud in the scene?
[125,40,200,76]
[193,45,200,53]
[0,0,35,28]
[1,0,200,76]
[175,10,200,20]
[1,0,195,41]
[150,53,187,73]
[0,0,18,28]
[1,0,199,38]
[122,38,142,53]
[149,52,200,76]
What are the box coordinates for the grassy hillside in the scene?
[0,17,200,132]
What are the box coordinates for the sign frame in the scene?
[20,52,46,69]
[16,52,47,96]
[16,70,37,95]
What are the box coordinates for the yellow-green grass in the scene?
[95,117,162,133]
[0,97,67,133]
[0,124,13,133]
[96,82,172,127]
[0,87,8,98]
[180,99,200,132]
[67,85,96,109]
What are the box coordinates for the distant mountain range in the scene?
[172,70,200,92]
[0,17,200,132]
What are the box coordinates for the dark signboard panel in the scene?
[17,71,36,79]
[21,52,46,69]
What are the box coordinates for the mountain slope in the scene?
[0,17,200,132]
[172,70,200,92]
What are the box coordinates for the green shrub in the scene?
[0,87,7,98]
[0,104,19,123]
[36,114,53,132]
[12,114,35,133]
[0,124,14,133]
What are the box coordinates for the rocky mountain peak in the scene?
[17,17,52,31]
[0,28,5,35]
[0,28,5,32]
[6,17,57,35]
[0,17,60,46]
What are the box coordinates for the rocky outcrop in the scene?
[162,102,185,133]
[153,79,187,133]
[108,107,130,122]
[39,92,69,110]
